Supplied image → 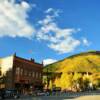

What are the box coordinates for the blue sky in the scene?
[0,0,100,65]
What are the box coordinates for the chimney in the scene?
[30,58,35,63]
[14,52,16,56]
[42,61,44,66]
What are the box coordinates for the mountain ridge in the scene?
[44,51,100,73]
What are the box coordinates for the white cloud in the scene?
[43,58,57,66]
[0,3,90,54]
[49,37,80,54]
[45,8,61,17]
[21,1,30,9]
[82,38,91,46]
[45,8,54,13]
[36,8,81,54]
[0,0,35,38]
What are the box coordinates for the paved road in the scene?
[4,90,100,100]
[5,94,100,100]
[5,95,100,100]
[5,96,74,100]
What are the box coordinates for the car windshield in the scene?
[5,89,17,93]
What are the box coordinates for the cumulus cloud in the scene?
[0,0,35,38]
[0,2,90,54]
[49,38,80,54]
[43,58,57,66]
[36,8,81,54]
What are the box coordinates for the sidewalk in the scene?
[74,95,100,100]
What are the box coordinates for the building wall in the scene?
[0,55,43,91]
[0,58,2,76]
[12,56,43,92]
[0,56,14,75]
[13,56,43,85]
[0,56,14,88]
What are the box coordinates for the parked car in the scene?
[0,89,20,99]
[34,90,45,96]
[36,91,45,96]
[52,87,61,92]
[33,90,50,96]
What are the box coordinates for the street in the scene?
[5,96,76,100]
[5,95,100,100]
[4,91,100,100]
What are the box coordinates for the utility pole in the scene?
[47,68,49,89]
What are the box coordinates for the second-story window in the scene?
[40,73,42,78]
[36,72,38,78]
[16,67,20,75]
[32,72,34,77]
[24,70,27,76]
[29,72,31,77]
[20,69,23,76]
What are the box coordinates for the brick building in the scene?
[0,54,43,93]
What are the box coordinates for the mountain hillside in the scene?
[44,51,100,73]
